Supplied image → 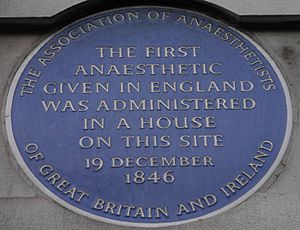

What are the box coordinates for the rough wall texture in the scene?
[0,5,300,230]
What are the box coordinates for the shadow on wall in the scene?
[1,0,300,32]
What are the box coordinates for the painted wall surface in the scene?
[0,2,299,230]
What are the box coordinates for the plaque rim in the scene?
[4,6,293,228]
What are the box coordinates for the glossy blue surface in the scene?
[9,7,289,225]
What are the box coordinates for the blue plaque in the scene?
[5,6,292,227]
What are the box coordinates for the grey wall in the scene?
[0,1,299,230]
[2,0,300,17]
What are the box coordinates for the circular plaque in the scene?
[5,6,292,227]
